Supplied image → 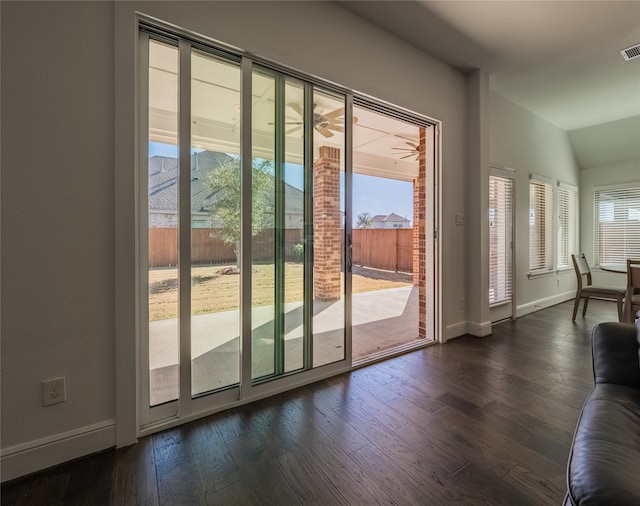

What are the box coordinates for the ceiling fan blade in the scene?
[392,147,413,152]
[287,102,304,118]
[317,127,334,138]
[401,153,416,159]
[268,120,303,126]
[406,141,419,149]
[286,125,302,135]
[322,107,345,120]
[329,125,344,133]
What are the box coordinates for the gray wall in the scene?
[1,0,116,457]
[465,70,491,333]
[2,0,472,478]
[490,92,581,314]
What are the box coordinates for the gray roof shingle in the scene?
[148,151,303,217]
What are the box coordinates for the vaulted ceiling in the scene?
[339,1,640,168]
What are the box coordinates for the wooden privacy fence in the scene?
[352,228,413,273]
[149,228,304,267]
[149,227,413,273]
[353,228,413,272]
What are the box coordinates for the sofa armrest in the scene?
[592,322,640,387]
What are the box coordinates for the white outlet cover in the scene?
[43,377,66,406]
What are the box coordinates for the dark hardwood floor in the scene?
[2,299,621,505]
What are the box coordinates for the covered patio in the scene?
[149,285,422,405]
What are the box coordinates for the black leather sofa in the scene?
[564,321,640,505]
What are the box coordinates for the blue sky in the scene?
[150,142,178,158]
[352,174,412,224]
[149,142,413,225]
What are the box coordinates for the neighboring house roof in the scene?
[370,213,410,223]
[148,151,304,216]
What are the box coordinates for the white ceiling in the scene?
[150,41,422,181]
[339,0,640,132]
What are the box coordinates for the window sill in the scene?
[528,270,554,279]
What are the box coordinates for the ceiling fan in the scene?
[392,140,423,161]
[283,102,356,138]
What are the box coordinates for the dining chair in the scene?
[571,253,625,321]
[625,259,640,323]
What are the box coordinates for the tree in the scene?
[356,211,372,229]
[207,157,274,264]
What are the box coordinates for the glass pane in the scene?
[190,49,241,395]
[351,106,423,361]
[148,40,179,406]
[489,175,513,305]
[312,90,346,367]
[251,70,276,380]
[284,80,305,373]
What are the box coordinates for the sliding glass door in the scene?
[139,25,437,428]
[350,107,436,362]
[140,30,348,425]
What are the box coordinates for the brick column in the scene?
[314,146,342,301]
[413,127,427,338]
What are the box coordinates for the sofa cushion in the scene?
[566,383,640,505]
[637,318,640,366]
[592,322,640,388]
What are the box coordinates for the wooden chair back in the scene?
[627,259,640,290]
[571,253,625,322]
[625,259,640,322]
[572,253,592,289]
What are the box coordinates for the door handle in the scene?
[347,234,353,273]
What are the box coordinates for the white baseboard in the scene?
[516,291,574,318]
[444,321,467,341]
[445,319,493,341]
[1,420,116,483]
[467,320,492,337]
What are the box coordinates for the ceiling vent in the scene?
[621,43,640,61]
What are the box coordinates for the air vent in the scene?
[621,43,640,61]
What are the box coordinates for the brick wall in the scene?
[413,127,427,338]
[313,146,343,301]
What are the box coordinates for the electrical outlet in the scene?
[43,377,66,406]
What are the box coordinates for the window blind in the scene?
[529,178,554,272]
[594,185,640,264]
[557,183,578,269]
[489,175,513,305]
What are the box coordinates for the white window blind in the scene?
[594,185,640,264]
[529,178,554,272]
[557,183,578,269]
[489,175,513,305]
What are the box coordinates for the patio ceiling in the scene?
[149,45,419,183]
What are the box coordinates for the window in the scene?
[557,183,578,269]
[489,174,513,305]
[594,185,640,265]
[529,177,554,273]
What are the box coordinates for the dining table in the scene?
[600,262,640,323]
[599,264,627,274]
